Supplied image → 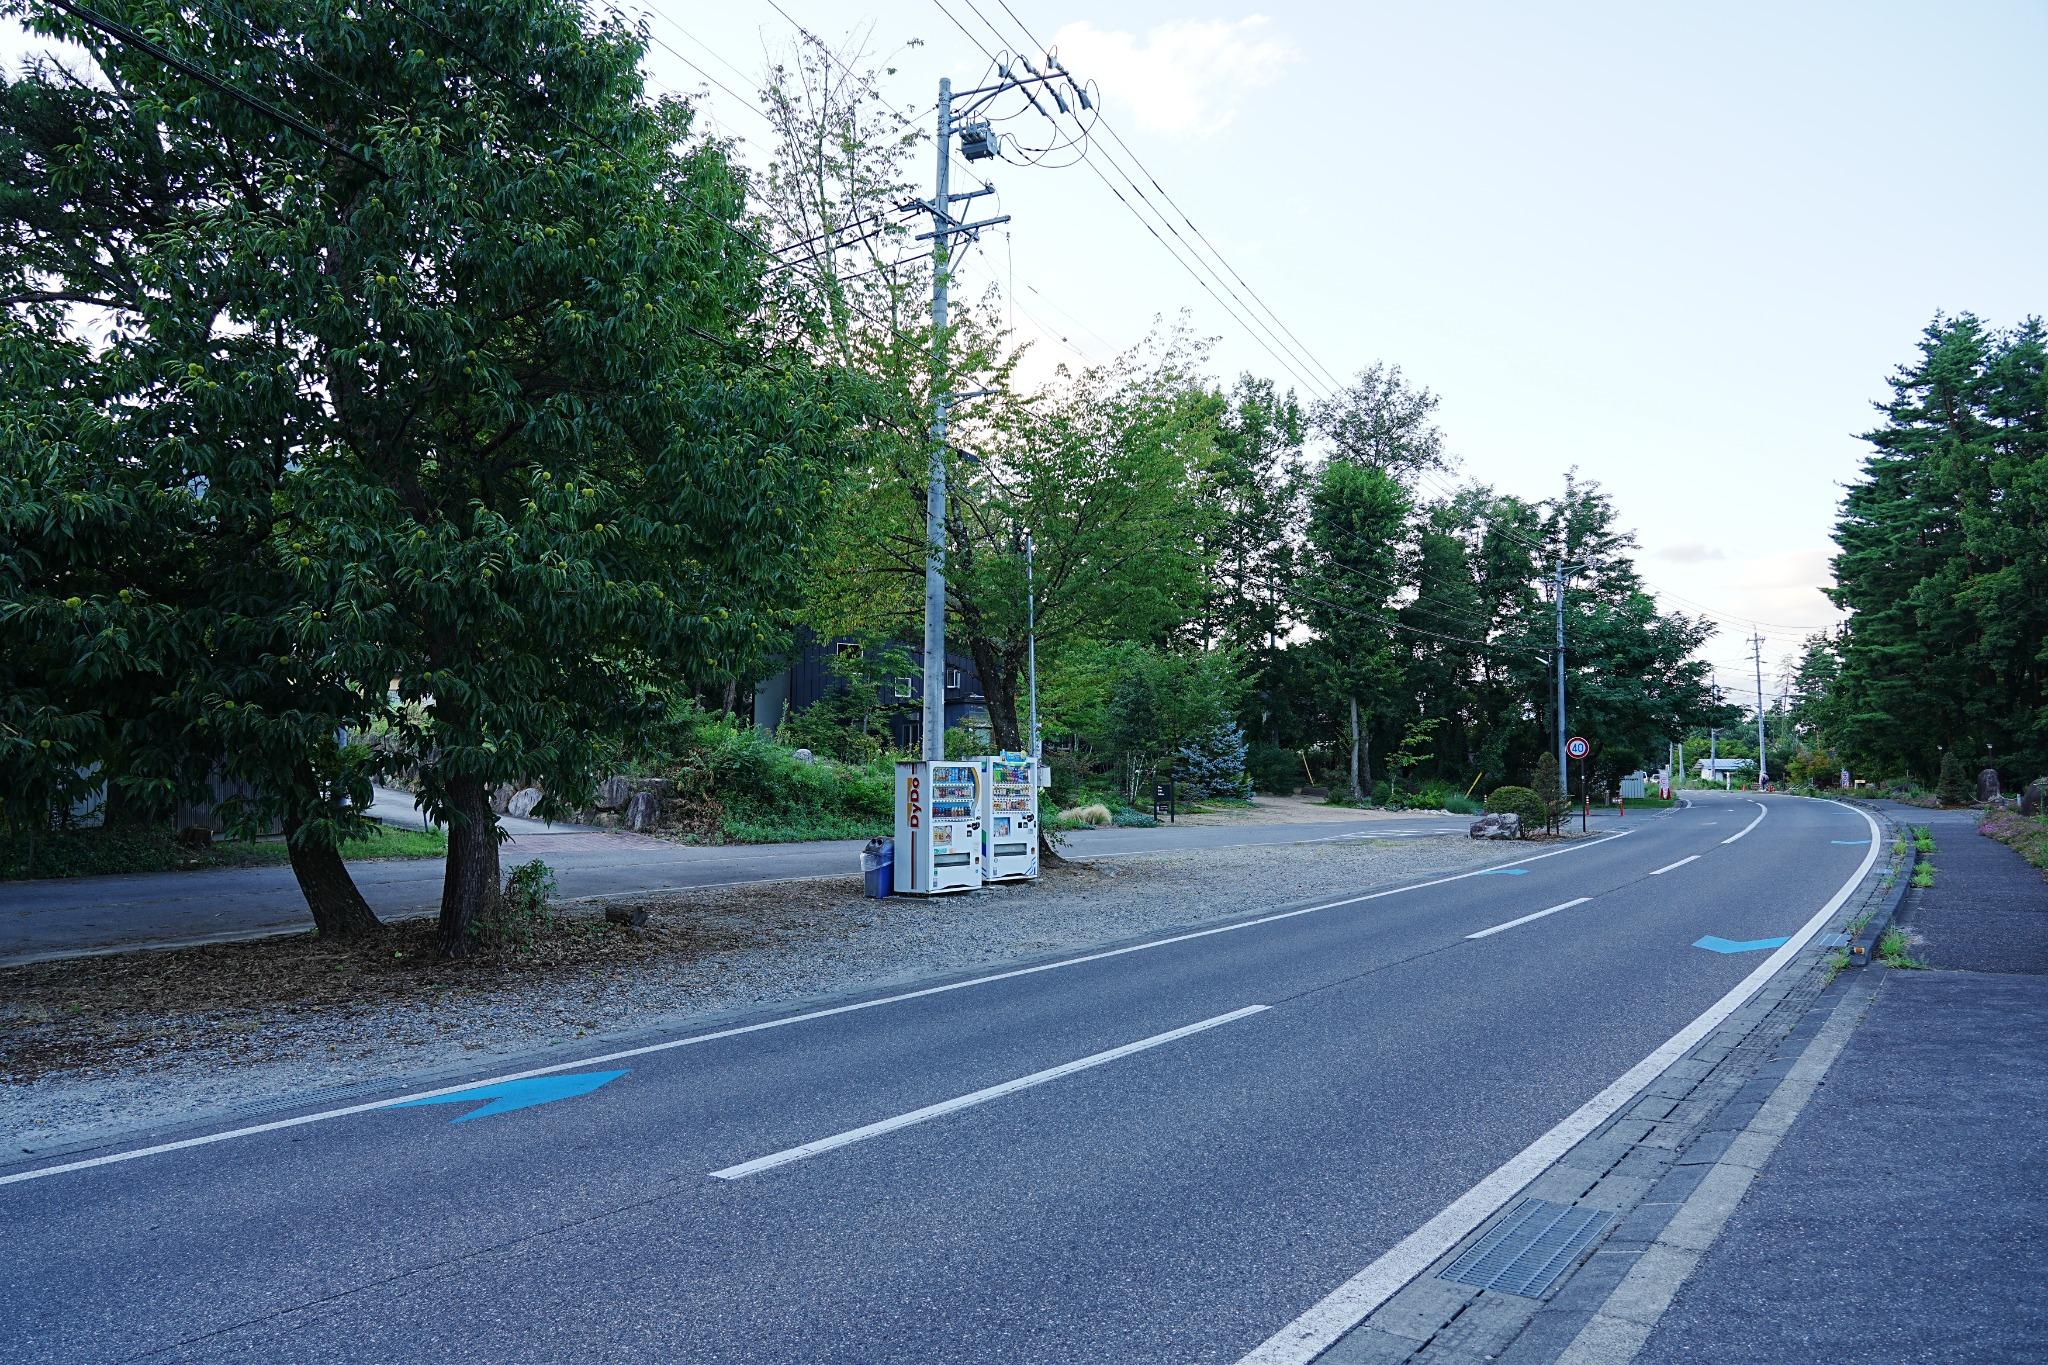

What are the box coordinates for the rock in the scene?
[1468,813,1521,840]
[176,825,213,850]
[792,748,816,765]
[624,789,660,832]
[627,777,673,798]
[1978,767,2002,803]
[507,786,543,819]
[604,905,650,928]
[2022,778,2046,818]
[594,776,631,811]
[490,783,516,815]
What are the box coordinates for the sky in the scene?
[10,1,2047,696]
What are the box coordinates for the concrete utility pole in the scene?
[1751,631,1768,787]
[918,59,1079,760]
[921,78,953,760]
[1554,564,1569,799]
[1710,671,1719,790]
[1025,530,1040,762]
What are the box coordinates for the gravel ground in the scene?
[1,835,1533,1158]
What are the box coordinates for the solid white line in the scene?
[709,1006,1268,1180]
[1235,798,1881,1365]
[0,830,1632,1188]
[1465,898,1591,940]
[1720,802,1768,844]
[1650,855,1702,876]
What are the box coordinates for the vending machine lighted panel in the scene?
[975,752,1039,882]
[893,760,981,894]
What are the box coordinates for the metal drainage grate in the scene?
[1439,1199,1612,1298]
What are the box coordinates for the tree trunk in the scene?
[1348,695,1362,802]
[284,810,383,939]
[436,774,502,958]
[967,636,1024,752]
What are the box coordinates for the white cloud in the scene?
[1657,542,1727,563]
[1049,16,1297,137]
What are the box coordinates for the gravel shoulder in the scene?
[2,835,1534,1158]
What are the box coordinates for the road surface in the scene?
[0,805,1481,965]
[0,792,1876,1363]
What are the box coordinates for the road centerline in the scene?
[1650,854,1702,876]
[708,1006,1270,1180]
[1720,802,1768,844]
[1466,898,1592,940]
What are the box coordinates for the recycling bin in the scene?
[861,836,894,899]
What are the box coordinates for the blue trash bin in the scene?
[861,836,894,899]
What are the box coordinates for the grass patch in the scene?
[1826,947,1852,982]
[1911,862,1936,889]
[1,824,447,880]
[1596,795,1681,810]
[1877,927,1927,969]
[1912,826,1935,855]
[720,812,890,843]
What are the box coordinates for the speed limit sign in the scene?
[1566,736,1590,759]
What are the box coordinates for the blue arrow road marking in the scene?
[386,1070,627,1122]
[1693,935,1791,955]
[1475,868,1529,876]
[1831,839,1870,845]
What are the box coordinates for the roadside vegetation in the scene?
[1979,809,2048,876]
[0,825,446,882]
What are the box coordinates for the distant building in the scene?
[1695,757,1754,780]
[752,632,989,752]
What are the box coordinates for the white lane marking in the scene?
[709,1006,1268,1180]
[1720,802,1768,844]
[1465,898,1591,940]
[0,831,1631,1188]
[1236,798,1881,1365]
[1650,855,1702,876]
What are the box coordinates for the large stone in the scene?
[490,783,517,815]
[627,777,673,798]
[605,904,650,928]
[792,748,816,765]
[507,786,543,819]
[2022,778,2047,818]
[594,775,631,811]
[1978,767,2002,803]
[1468,812,1521,841]
[624,789,660,832]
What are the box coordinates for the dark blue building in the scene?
[752,634,989,753]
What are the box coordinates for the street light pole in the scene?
[921,78,954,762]
[1025,530,1040,762]
[1554,563,1571,799]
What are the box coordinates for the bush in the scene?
[1177,721,1252,799]
[1059,803,1113,827]
[1936,750,1969,805]
[673,720,894,843]
[1110,807,1159,828]
[1246,744,1301,796]
[1371,779,1392,806]
[473,858,555,951]
[1484,784,1546,834]
[1442,794,1481,816]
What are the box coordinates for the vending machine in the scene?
[975,751,1040,882]
[893,760,981,894]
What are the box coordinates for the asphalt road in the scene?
[0,791,1876,1363]
[0,809,1479,964]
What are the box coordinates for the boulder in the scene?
[624,789,660,832]
[2022,778,2047,818]
[605,904,650,928]
[507,786,543,819]
[792,748,817,765]
[627,777,673,798]
[594,775,631,811]
[490,783,517,815]
[1978,767,2002,803]
[1468,812,1522,840]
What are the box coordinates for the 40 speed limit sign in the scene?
[1566,736,1590,759]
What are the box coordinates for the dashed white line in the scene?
[1466,898,1592,940]
[1650,855,1701,876]
[1721,802,1769,844]
[709,1006,1269,1179]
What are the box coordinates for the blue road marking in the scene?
[1474,868,1530,876]
[1693,935,1790,955]
[387,1069,628,1122]
[1830,839,1870,845]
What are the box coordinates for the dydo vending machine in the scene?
[974,751,1040,882]
[893,760,981,894]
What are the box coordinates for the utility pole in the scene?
[1710,671,1719,790]
[1751,631,1768,788]
[1025,530,1040,762]
[1554,564,1569,800]
[918,59,1079,760]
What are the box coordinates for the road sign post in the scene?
[1566,737,1590,833]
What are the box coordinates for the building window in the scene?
[945,667,963,691]
[835,640,862,659]
[895,676,916,700]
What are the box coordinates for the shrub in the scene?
[1177,721,1252,799]
[474,858,556,951]
[1484,784,1546,834]
[1370,779,1392,807]
[1442,794,1481,816]
[1059,803,1112,827]
[1246,744,1301,796]
[1110,807,1159,828]
[1936,750,1969,805]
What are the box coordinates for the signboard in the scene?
[1840,768,1851,790]
[1566,736,1589,760]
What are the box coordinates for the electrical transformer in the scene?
[975,751,1040,882]
[893,760,981,894]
